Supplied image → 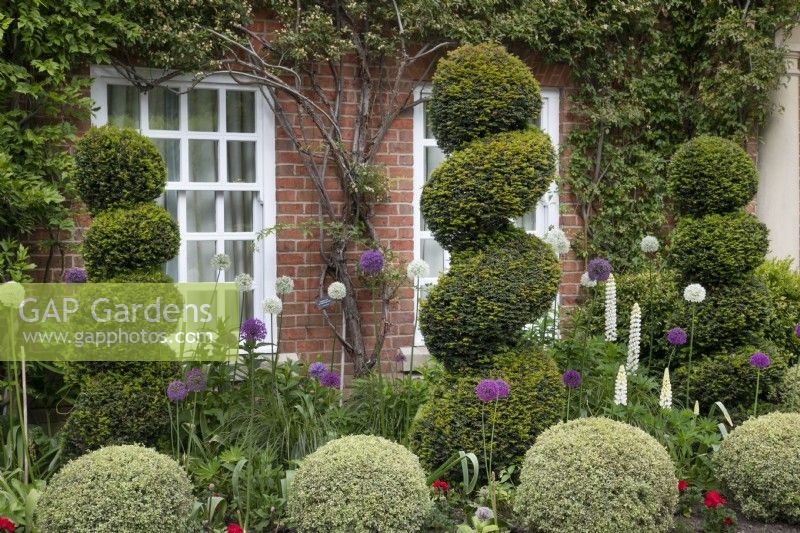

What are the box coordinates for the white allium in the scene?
[0,281,25,308]
[626,303,642,373]
[406,259,430,280]
[234,273,255,292]
[693,400,700,416]
[640,235,660,253]
[262,296,283,315]
[543,226,571,256]
[683,283,706,303]
[605,274,617,342]
[613,364,627,406]
[275,275,294,295]
[327,281,347,300]
[580,272,597,288]
[659,368,672,410]
[210,253,231,271]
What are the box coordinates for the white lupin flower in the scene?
[275,275,294,295]
[614,364,627,406]
[262,296,283,315]
[210,253,231,271]
[693,400,700,416]
[0,281,25,308]
[605,274,617,342]
[659,368,672,409]
[640,235,660,253]
[543,226,571,256]
[327,281,347,300]
[626,303,642,373]
[683,283,706,303]
[406,259,430,280]
[235,273,255,292]
[580,272,597,288]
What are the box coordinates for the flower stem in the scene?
[686,307,696,407]
[753,369,761,418]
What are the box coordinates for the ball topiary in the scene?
[668,211,768,286]
[779,365,800,412]
[421,128,556,251]
[514,417,678,533]
[287,435,431,533]
[716,412,800,523]
[419,229,560,370]
[82,203,180,279]
[75,125,167,214]
[37,444,193,532]
[428,43,541,154]
[667,135,758,216]
[409,346,563,479]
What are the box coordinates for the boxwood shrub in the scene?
[755,259,800,362]
[779,365,800,412]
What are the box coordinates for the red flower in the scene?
[0,517,15,532]
[432,480,449,492]
[226,524,243,533]
[704,490,727,509]
[677,480,689,492]
[723,517,734,526]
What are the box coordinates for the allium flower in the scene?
[494,379,510,399]
[678,480,689,493]
[406,258,430,280]
[659,368,672,409]
[185,368,207,393]
[308,362,328,378]
[235,273,255,292]
[562,369,581,389]
[795,323,800,338]
[166,380,188,402]
[666,327,688,346]
[262,296,283,315]
[749,351,771,369]
[626,302,642,372]
[275,275,294,295]
[211,253,231,271]
[683,283,706,303]
[580,272,597,288]
[704,490,727,509]
[0,281,25,308]
[605,274,617,342]
[543,226,571,256]
[587,258,613,282]
[640,235,660,253]
[240,318,267,342]
[475,379,500,402]
[63,267,88,283]
[327,281,347,300]
[613,364,627,406]
[359,249,384,275]
[226,524,244,533]
[0,517,15,532]
[319,370,341,389]
[475,507,494,522]
[432,480,449,492]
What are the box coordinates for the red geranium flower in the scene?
[0,517,15,532]
[226,524,243,533]
[677,480,689,492]
[432,480,449,492]
[723,517,733,526]
[704,490,727,508]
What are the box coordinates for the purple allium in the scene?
[63,267,88,284]
[359,249,385,275]
[394,350,407,363]
[494,379,510,399]
[587,258,613,282]
[666,327,688,346]
[795,323,800,338]
[475,379,499,402]
[749,352,771,369]
[308,362,328,379]
[240,318,267,342]
[319,370,341,389]
[562,369,581,389]
[166,380,188,402]
[185,368,207,392]
[475,507,494,522]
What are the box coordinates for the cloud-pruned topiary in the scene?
[428,43,541,154]
[287,435,431,533]
[75,126,167,214]
[667,135,757,216]
[421,129,555,251]
[514,417,678,533]
[716,412,800,523]
[37,445,193,533]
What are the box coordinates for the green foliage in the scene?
[37,444,193,533]
[667,135,758,216]
[779,365,800,412]
[74,126,166,214]
[668,212,769,286]
[755,259,800,362]
[409,347,563,479]
[419,229,560,370]
[0,240,35,282]
[716,412,800,523]
[421,128,555,251]
[428,43,541,154]
[287,435,431,533]
[82,203,179,280]
[514,417,678,533]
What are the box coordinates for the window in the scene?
[90,67,276,318]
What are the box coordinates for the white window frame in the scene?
[89,66,277,318]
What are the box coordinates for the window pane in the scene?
[187,241,217,282]
[425,146,445,181]
[189,140,218,182]
[226,240,254,317]
[152,139,180,182]
[226,91,255,133]
[108,85,139,128]
[188,89,218,131]
[148,87,180,130]
[424,100,434,139]
[422,238,447,277]
[224,192,255,232]
[157,190,178,221]
[516,210,536,232]
[227,141,256,183]
[186,191,216,232]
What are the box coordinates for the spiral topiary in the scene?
[287,435,431,533]
[36,445,193,532]
[716,412,800,523]
[514,417,678,533]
